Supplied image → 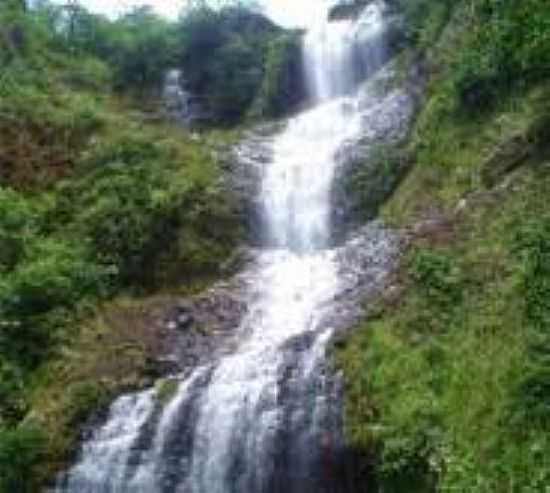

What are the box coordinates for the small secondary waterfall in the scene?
[57,2,401,492]
[163,70,193,126]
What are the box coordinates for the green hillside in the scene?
[1,0,549,491]
[337,0,550,490]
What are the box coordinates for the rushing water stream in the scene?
[57,2,406,492]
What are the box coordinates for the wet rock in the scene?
[281,331,317,355]
[174,302,194,330]
[331,59,420,242]
[217,128,280,245]
[152,356,181,377]
[176,300,193,313]
[153,258,254,373]
[177,313,193,330]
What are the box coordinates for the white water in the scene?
[58,3,392,492]
[262,100,361,252]
[163,69,193,126]
[304,0,387,102]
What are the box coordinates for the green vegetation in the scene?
[177,3,304,124]
[340,167,550,490]
[0,1,246,490]
[454,0,550,110]
[338,0,550,491]
[155,377,180,405]
[0,422,46,493]
[3,0,549,490]
[387,0,454,50]
[251,31,305,119]
[28,295,184,487]
[1,0,178,94]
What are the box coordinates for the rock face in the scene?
[329,1,370,21]
[152,257,256,375]
[353,1,404,73]
[330,58,422,241]
[251,31,308,120]
[480,114,550,187]
[217,122,283,245]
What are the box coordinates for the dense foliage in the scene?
[1,0,177,93]
[0,2,244,490]
[3,0,548,490]
[455,0,550,109]
[338,0,550,491]
[177,4,304,124]
[387,0,550,109]
[251,31,306,119]
[387,0,454,49]
[340,169,550,490]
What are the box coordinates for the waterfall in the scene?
[163,69,195,127]
[56,2,402,492]
[261,100,361,252]
[303,0,388,103]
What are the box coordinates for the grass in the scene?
[383,64,550,228]
[338,160,550,491]
[336,1,550,490]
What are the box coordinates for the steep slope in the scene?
[54,3,412,492]
[0,6,245,491]
[337,0,550,490]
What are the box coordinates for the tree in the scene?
[108,6,178,91]
[177,1,280,123]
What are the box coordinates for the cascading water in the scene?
[303,0,388,102]
[57,2,402,492]
[163,70,193,126]
[262,100,361,252]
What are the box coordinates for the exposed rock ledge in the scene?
[329,0,371,21]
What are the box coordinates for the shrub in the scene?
[208,37,264,122]
[0,423,46,493]
[0,2,244,488]
[454,0,550,109]
[0,188,36,270]
[177,4,286,124]
[387,0,454,49]
[252,32,305,119]
[0,236,109,366]
[0,362,25,424]
[409,249,464,310]
[511,215,550,426]
[0,71,104,189]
